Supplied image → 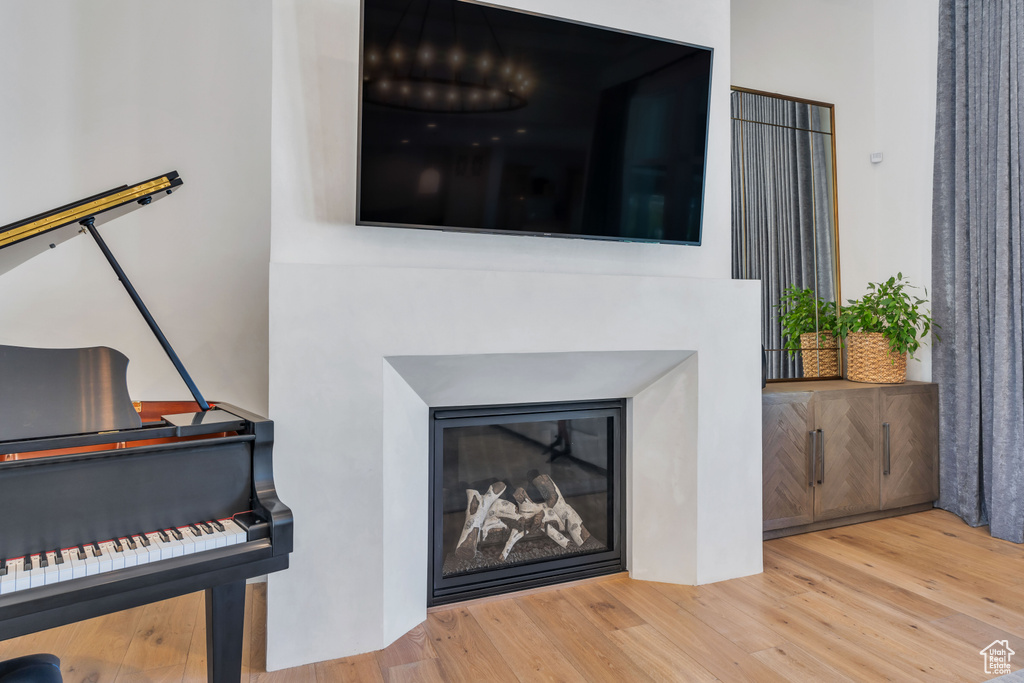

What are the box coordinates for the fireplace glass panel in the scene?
[430,401,624,605]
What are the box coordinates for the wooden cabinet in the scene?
[880,384,940,510]
[762,392,814,531]
[762,380,938,539]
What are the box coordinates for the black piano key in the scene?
[126,536,138,550]
[157,530,170,543]
[112,538,123,552]
[23,556,32,571]
[0,559,6,577]
[77,545,87,561]
[91,541,103,557]
[189,524,202,537]
[54,550,64,565]
[39,553,48,568]
[211,520,225,532]
[138,534,150,547]
[170,528,183,541]
[199,522,213,534]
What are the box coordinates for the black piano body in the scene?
[0,174,293,682]
[0,390,293,682]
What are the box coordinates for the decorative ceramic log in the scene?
[544,524,571,548]
[512,486,538,512]
[481,514,508,542]
[513,487,563,530]
[482,498,520,543]
[456,481,506,560]
[501,528,525,560]
[533,474,590,546]
[488,498,522,522]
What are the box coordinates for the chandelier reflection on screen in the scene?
[362,0,534,113]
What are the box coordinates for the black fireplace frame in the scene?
[428,399,627,606]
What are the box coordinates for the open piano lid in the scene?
[0,172,182,277]
[0,171,207,441]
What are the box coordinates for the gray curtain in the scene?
[932,0,1024,541]
[731,91,836,379]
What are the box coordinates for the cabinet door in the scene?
[880,385,939,509]
[763,392,815,531]
[814,391,880,521]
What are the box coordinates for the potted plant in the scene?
[777,285,839,378]
[835,273,935,383]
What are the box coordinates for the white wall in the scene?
[732,0,939,380]
[0,0,272,413]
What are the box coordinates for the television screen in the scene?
[358,0,713,245]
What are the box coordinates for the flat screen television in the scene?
[358,0,713,245]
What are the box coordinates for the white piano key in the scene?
[43,551,60,585]
[14,563,31,591]
[0,562,17,594]
[57,549,75,582]
[2,513,257,596]
[27,554,46,588]
[117,537,138,568]
[135,534,159,565]
[206,522,229,549]
[131,535,148,565]
[194,522,213,549]
[107,539,127,569]
[187,524,209,552]
[175,527,198,555]
[91,543,112,574]
[148,532,175,561]
[15,557,33,591]
[99,541,122,571]
[83,545,101,576]
[165,530,185,558]
[221,518,247,545]
[69,548,88,579]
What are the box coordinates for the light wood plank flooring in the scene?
[2,509,1021,681]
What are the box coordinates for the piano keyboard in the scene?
[0,518,247,595]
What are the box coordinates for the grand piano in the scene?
[0,173,293,683]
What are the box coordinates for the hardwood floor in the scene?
[2,509,1021,681]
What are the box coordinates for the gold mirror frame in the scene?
[731,87,842,382]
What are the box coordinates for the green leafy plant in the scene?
[835,273,936,358]
[777,285,838,357]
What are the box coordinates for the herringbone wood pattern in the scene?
[881,386,940,509]
[814,392,880,521]
[762,395,814,530]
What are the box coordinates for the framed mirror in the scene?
[731,88,841,381]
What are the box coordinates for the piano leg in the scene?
[206,580,246,683]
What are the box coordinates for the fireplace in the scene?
[269,261,764,667]
[429,399,626,605]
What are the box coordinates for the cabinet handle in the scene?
[817,429,825,485]
[808,430,817,486]
[883,422,891,475]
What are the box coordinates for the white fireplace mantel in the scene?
[267,263,762,670]
[384,349,694,632]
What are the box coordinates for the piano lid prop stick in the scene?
[80,216,211,412]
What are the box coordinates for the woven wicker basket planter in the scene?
[845,331,906,383]
[798,331,840,377]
